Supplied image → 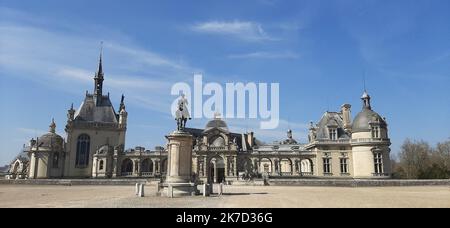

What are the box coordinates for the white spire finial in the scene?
[214,112,221,119]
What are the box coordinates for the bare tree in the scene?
[399,139,432,179]
[431,140,450,177]
[395,139,450,179]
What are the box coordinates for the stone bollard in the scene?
[219,183,223,196]
[203,184,209,197]
[156,182,161,195]
[135,183,140,196]
[209,183,214,195]
[138,184,145,197]
[168,184,174,198]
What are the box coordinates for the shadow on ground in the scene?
[221,192,268,196]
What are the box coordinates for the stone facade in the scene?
[6,54,391,182]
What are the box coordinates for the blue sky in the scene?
[1,0,449,165]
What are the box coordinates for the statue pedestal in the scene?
[159,131,198,197]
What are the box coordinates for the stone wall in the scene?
[268,179,450,187]
[1,178,449,187]
[0,179,151,186]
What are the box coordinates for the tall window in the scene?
[76,134,90,167]
[323,158,331,174]
[340,158,348,174]
[372,126,380,138]
[99,160,104,170]
[329,129,337,140]
[374,153,383,174]
[52,152,59,168]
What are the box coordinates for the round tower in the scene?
[351,91,391,178]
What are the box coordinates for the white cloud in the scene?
[228,51,299,59]
[16,128,47,136]
[0,22,201,115]
[55,68,92,82]
[191,21,275,41]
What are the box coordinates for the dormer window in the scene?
[329,128,337,140]
[372,126,380,138]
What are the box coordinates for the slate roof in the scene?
[204,119,229,133]
[352,108,386,133]
[74,94,118,123]
[315,112,350,139]
[184,127,252,150]
[13,151,29,163]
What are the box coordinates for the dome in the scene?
[205,118,229,132]
[37,132,64,149]
[36,119,64,149]
[352,108,386,133]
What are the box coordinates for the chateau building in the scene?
[5,54,392,182]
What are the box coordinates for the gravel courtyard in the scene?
[0,184,449,208]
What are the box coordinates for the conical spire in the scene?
[94,42,104,97]
[49,118,56,133]
[96,42,104,78]
[98,43,103,75]
[119,94,126,111]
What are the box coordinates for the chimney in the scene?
[247,132,254,147]
[241,134,247,151]
[341,104,352,131]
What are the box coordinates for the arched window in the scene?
[99,160,104,170]
[121,159,133,176]
[211,136,225,147]
[76,134,90,167]
[141,159,153,173]
[52,152,59,168]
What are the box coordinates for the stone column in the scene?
[192,156,198,176]
[278,160,281,175]
[160,131,197,197]
[133,160,140,176]
[203,156,207,177]
[94,158,98,177]
[273,159,277,175]
[151,159,156,175]
[290,158,295,175]
[30,152,38,179]
[213,160,218,183]
[293,160,298,175]
[156,160,160,173]
[257,159,261,174]
[233,156,237,176]
[224,157,228,178]
[112,156,118,178]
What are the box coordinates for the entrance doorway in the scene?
[209,157,225,183]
